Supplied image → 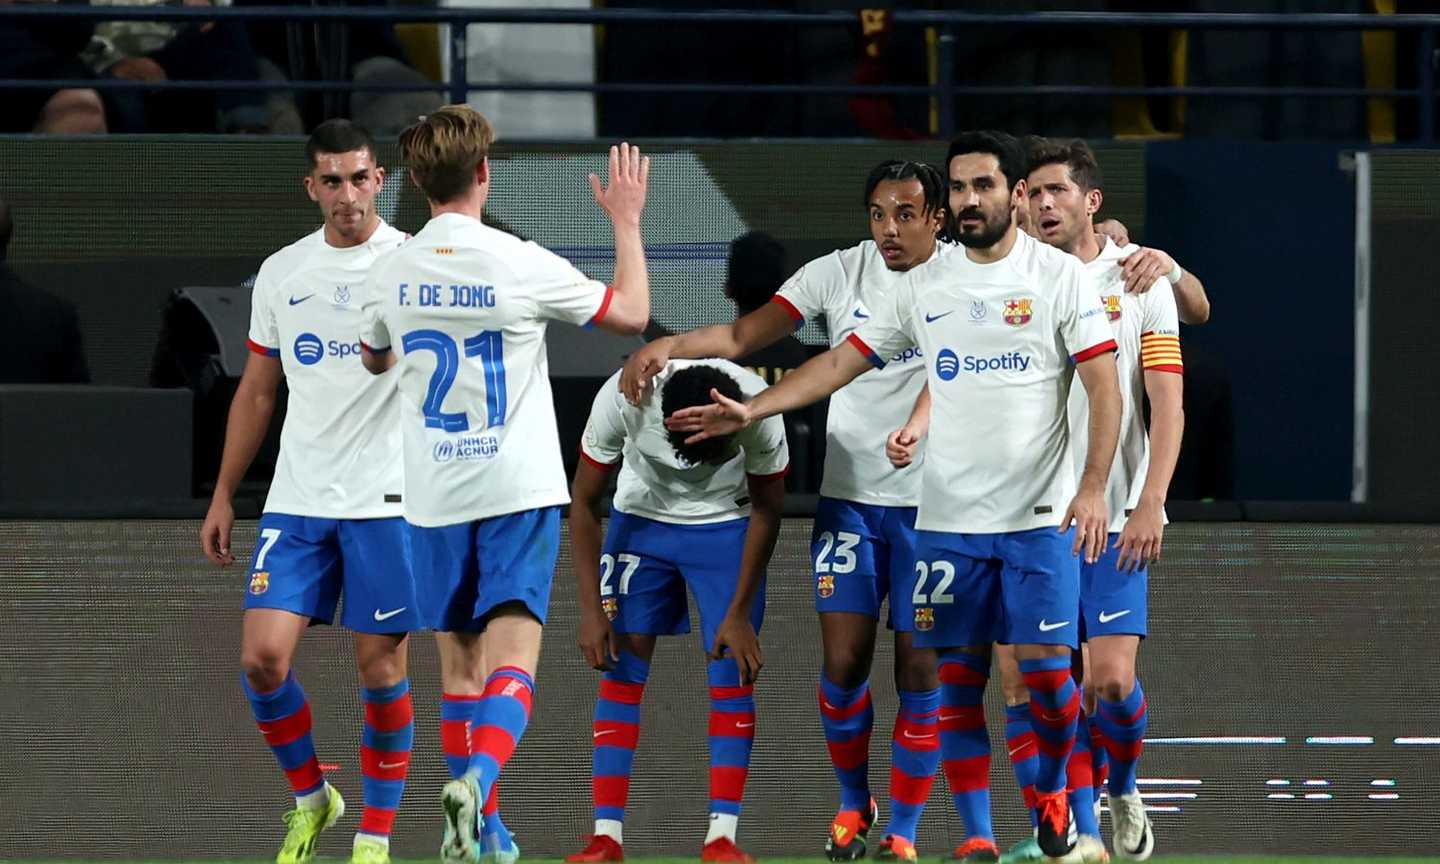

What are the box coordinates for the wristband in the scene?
[1166,263,1184,285]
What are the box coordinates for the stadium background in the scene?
[3,6,1440,861]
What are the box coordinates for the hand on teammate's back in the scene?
[1118,246,1176,295]
[619,337,672,405]
[200,498,236,566]
[1060,487,1109,565]
[710,612,763,685]
[588,142,650,228]
[1096,218,1130,247]
[664,387,751,444]
[577,605,621,671]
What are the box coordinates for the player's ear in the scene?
[303,173,319,203]
[1011,178,1027,207]
[373,165,386,191]
[1087,187,1103,217]
[476,157,489,187]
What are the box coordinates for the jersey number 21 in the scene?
[402,328,507,431]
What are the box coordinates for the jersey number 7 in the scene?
[402,328,507,431]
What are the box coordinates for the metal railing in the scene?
[3,7,1439,139]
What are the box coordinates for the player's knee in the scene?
[1090,662,1135,704]
[822,643,871,689]
[240,645,291,692]
[356,645,406,689]
[1000,674,1031,706]
[893,646,938,691]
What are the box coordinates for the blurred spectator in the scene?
[0,198,90,383]
[727,230,808,383]
[83,0,271,133]
[237,0,440,133]
[0,0,109,134]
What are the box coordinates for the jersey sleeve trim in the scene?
[770,294,805,331]
[845,332,886,368]
[1071,338,1118,364]
[1140,331,1184,374]
[583,284,616,330]
[360,340,391,355]
[246,338,280,358]
[578,446,619,471]
[747,465,790,481]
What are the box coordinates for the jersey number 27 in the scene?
[402,328,507,432]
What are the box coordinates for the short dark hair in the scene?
[946,129,1027,191]
[662,365,745,467]
[1027,138,1104,193]
[724,231,787,312]
[306,119,378,170]
[863,159,946,216]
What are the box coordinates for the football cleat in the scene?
[701,837,756,864]
[825,798,879,861]
[566,835,623,863]
[1107,793,1154,861]
[350,835,390,864]
[875,835,917,863]
[1055,835,1109,864]
[276,784,345,864]
[441,778,481,864]
[1034,791,1073,859]
[480,834,521,864]
[999,835,1043,864]
[949,837,1000,863]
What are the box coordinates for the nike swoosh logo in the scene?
[593,729,617,738]
[925,311,953,323]
[1037,619,1070,632]
[373,607,407,621]
[379,760,407,769]
[853,308,870,319]
[737,721,755,728]
[289,294,315,306]
[1098,609,1132,624]
[1008,745,1028,757]
[903,730,934,739]
[939,713,964,722]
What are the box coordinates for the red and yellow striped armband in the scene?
[1140,331,1183,374]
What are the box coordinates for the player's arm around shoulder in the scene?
[1117,242,1210,325]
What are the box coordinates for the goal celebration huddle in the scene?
[201,105,1207,864]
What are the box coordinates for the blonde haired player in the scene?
[358,105,652,864]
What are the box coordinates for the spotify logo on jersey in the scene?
[936,349,961,381]
[294,332,324,366]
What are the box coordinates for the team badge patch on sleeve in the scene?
[1003,298,1033,326]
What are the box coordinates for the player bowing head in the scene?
[568,359,786,864]
[864,159,946,272]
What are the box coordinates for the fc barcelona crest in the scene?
[249,571,270,596]
[1003,298,1033,327]
[601,596,619,620]
[817,574,836,599]
[914,607,935,631]
[1103,295,1122,321]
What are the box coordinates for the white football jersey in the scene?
[360,213,610,528]
[581,359,790,525]
[773,240,950,507]
[854,230,1117,534]
[1068,239,1184,531]
[247,223,407,519]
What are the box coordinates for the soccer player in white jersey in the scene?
[200,120,419,864]
[620,161,949,863]
[1029,139,1184,861]
[667,130,1123,864]
[565,360,787,864]
[356,105,652,864]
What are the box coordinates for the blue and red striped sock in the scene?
[885,687,940,843]
[466,666,534,805]
[1004,702,1040,827]
[591,651,650,834]
[1096,680,1147,797]
[242,671,326,805]
[938,650,993,842]
[1067,717,1099,837]
[1020,656,1080,795]
[358,679,413,841]
[1089,715,1110,802]
[442,693,512,849]
[818,674,873,812]
[707,658,756,826]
